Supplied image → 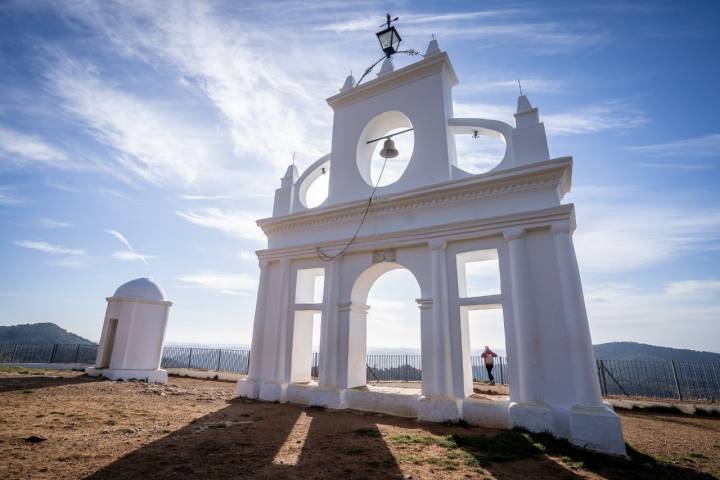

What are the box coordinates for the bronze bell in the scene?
[379,138,399,159]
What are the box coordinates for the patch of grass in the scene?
[396,453,420,463]
[687,452,706,459]
[561,455,585,470]
[0,366,32,374]
[388,433,457,448]
[353,427,381,437]
[426,456,460,470]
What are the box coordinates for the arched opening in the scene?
[454,133,506,175]
[297,157,330,209]
[350,262,422,389]
[356,111,414,187]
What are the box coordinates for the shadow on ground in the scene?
[0,373,100,393]
[81,397,715,480]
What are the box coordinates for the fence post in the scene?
[73,344,81,363]
[10,344,17,363]
[216,349,222,371]
[500,357,505,385]
[405,354,409,382]
[599,360,608,395]
[671,360,683,401]
[49,344,58,363]
[187,348,193,369]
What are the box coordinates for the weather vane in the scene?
[355,13,423,86]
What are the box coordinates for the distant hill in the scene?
[0,323,95,345]
[593,342,720,362]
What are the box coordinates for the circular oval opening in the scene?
[455,133,506,174]
[356,111,414,187]
[304,171,329,208]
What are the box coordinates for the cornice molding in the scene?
[259,157,572,235]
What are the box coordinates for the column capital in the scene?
[503,227,526,241]
[338,302,370,314]
[428,238,447,251]
[258,259,271,269]
[550,220,575,235]
[415,298,433,310]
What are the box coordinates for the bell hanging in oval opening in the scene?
[379,138,399,159]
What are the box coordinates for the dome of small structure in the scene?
[113,277,166,302]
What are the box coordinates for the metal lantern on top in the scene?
[376,14,401,57]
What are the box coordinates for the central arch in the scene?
[348,261,423,389]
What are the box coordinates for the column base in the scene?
[235,378,261,399]
[309,385,347,409]
[508,401,553,433]
[569,404,627,457]
[417,396,462,423]
[258,381,288,403]
[85,367,167,384]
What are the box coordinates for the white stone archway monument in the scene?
[236,17,626,456]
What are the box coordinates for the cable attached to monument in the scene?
[315,156,389,262]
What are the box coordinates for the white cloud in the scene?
[454,100,647,136]
[46,56,217,186]
[543,101,648,135]
[105,229,152,264]
[178,271,257,295]
[176,208,265,241]
[13,239,87,268]
[0,186,27,206]
[0,126,69,168]
[237,250,257,262]
[37,218,73,228]
[13,239,85,256]
[56,1,330,175]
[665,280,720,296]
[574,204,720,274]
[637,163,714,171]
[628,134,720,158]
[585,282,720,351]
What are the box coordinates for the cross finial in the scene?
[517,79,523,96]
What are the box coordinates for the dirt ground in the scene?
[0,368,718,479]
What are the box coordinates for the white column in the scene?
[247,260,271,380]
[273,258,292,383]
[551,221,604,406]
[428,239,452,397]
[319,258,341,386]
[416,298,435,396]
[503,227,542,404]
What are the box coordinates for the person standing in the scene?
[481,346,498,385]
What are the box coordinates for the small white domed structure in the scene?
[86,277,172,383]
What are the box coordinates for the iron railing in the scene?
[2,343,719,402]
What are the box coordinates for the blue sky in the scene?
[1,1,719,352]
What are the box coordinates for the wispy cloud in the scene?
[105,229,152,264]
[637,162,714,171]
[0,126,70,169]
[628,134,720,158]
[457,77,564,94]
[665,279,720,296]
[176,208,265,241]
[0,186,27,206]
[13,239,87,268]
[574,205,720,274]
[543,101,648,135]
[454,100,648,136]
[37,218,73,228]
[585,282,720,350]
[178,271,257,295]
[46,56,218,186]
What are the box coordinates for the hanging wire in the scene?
[315,155,390,262]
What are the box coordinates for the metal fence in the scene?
[2,343,719,402]
[0,343,98,364]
